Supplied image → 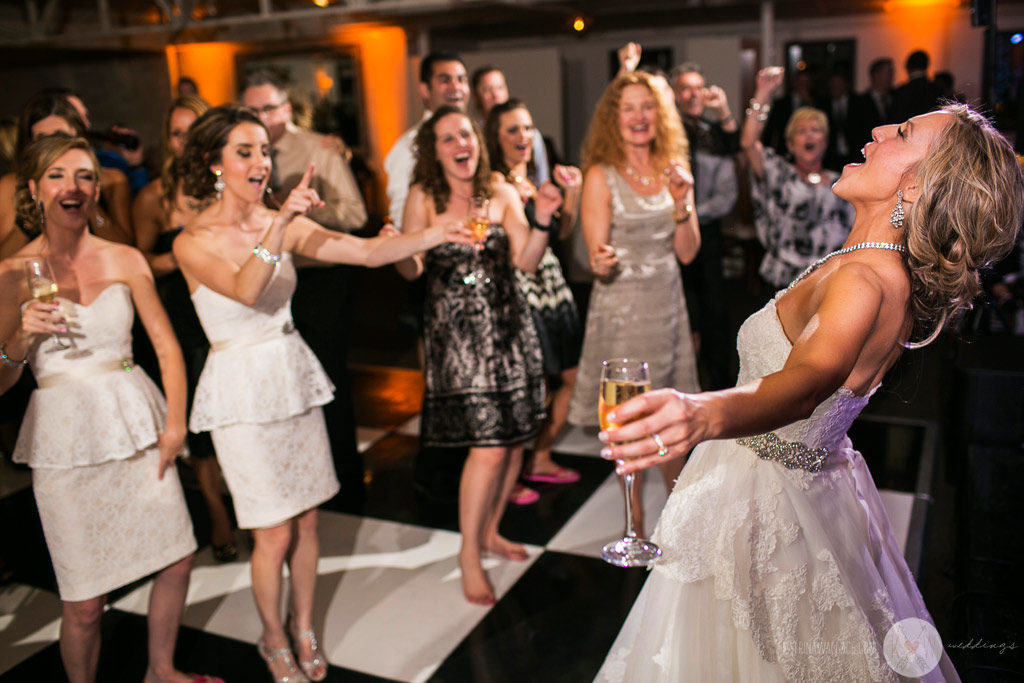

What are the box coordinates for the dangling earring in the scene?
[213,169,225,199]
[889,189,905,230]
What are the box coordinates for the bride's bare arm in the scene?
[601,265,891,473]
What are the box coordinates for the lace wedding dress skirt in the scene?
[597,298,959,682]
[191,254,339,528]
[14,284,196,601]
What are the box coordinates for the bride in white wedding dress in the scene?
[595,91,1023,681]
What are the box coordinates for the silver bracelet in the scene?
[0,341,28,368]
[252,243,281,266]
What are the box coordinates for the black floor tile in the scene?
[430,552,647,683]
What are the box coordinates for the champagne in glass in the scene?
[24,257,69,349]
[599,358,662,567]
[463,196,490,285]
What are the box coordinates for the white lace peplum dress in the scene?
[597,297,959,682]
[189,254,339,529]
[13,284,197,602]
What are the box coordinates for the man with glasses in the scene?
[240,69,369,510]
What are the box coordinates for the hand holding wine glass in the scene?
[24,256,69,349]
[598,358,662,567]
[463,196,490,286]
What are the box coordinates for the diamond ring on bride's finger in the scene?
[651,433,669,458]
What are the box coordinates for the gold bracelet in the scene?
[0,340,28,368]
[674,204,694,223]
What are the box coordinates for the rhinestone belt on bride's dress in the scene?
[736,432,829,473]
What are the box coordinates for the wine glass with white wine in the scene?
[599,358,661,567]
[462,196,490,286]
[24,256,69,350]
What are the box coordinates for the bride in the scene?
[595,94,1022,680]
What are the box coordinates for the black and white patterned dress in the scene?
[421,225,546,447]
[750,148,853,288]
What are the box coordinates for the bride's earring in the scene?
[889,189,905,229]
[213,169,225,199]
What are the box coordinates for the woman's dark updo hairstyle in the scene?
[484,98,537,181]
[412,105,492,215]
[180,104,265,200]
[902,103,1024,347]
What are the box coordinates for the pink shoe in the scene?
[509,484,540,505]
[521,465,581,485]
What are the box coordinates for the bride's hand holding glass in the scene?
[599,387,702,475]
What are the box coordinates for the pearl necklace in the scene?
[787,241,906,290]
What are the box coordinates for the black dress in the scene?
[420,225,545,447]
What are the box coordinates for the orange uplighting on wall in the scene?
[166,42,242,105]
[327,23,407,176]
[314,67,334,94]
[879,0,960,74]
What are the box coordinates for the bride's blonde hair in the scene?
[903,104,1023,347]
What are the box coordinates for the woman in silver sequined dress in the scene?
[567,70,701,533]
[595,103,1023,681]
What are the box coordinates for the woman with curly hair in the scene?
[173,105,470,681]
[395,105,551,604]
[567,70,701,534]
[0,135,220,683]
[595,100,1022,681]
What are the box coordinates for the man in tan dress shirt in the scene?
[242,69,368,510]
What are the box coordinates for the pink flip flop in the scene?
[509,484,540,505]
[521,466,581,485]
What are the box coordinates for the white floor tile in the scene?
[550,424,603,457]
[546,471,669,559]
[119,513,540,683]
[395,415,420,437]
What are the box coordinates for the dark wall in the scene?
[0,49,172,172]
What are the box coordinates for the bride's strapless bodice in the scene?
[13,284,168,468]
[736,299,873,460]
[188,254,333,431]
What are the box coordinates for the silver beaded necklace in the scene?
[786,241,906,290]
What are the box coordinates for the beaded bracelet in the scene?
[0,341,28,369]
[252,243,282,266]
[745,99,771,123]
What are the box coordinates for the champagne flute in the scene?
[463,196,490,286]
[599,358,661,567]
[24,256,69,350]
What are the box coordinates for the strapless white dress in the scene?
[190,254,339,528]
[13,284,196,601]
[596,298,959,682]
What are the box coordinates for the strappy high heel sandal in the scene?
[257,639,309,683]
[287,619,328,681]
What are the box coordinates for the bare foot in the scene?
[458,552,496,605]
[485,534,529,561]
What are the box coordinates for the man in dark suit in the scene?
[848,57,895,160]
[822,71,861,172]
[890,50,942,122]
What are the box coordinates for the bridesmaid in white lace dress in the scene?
[173,105,471,683]
[594,101,1022,681]
[0,136,219,683]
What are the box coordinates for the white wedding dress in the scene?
[596,297,959,682]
